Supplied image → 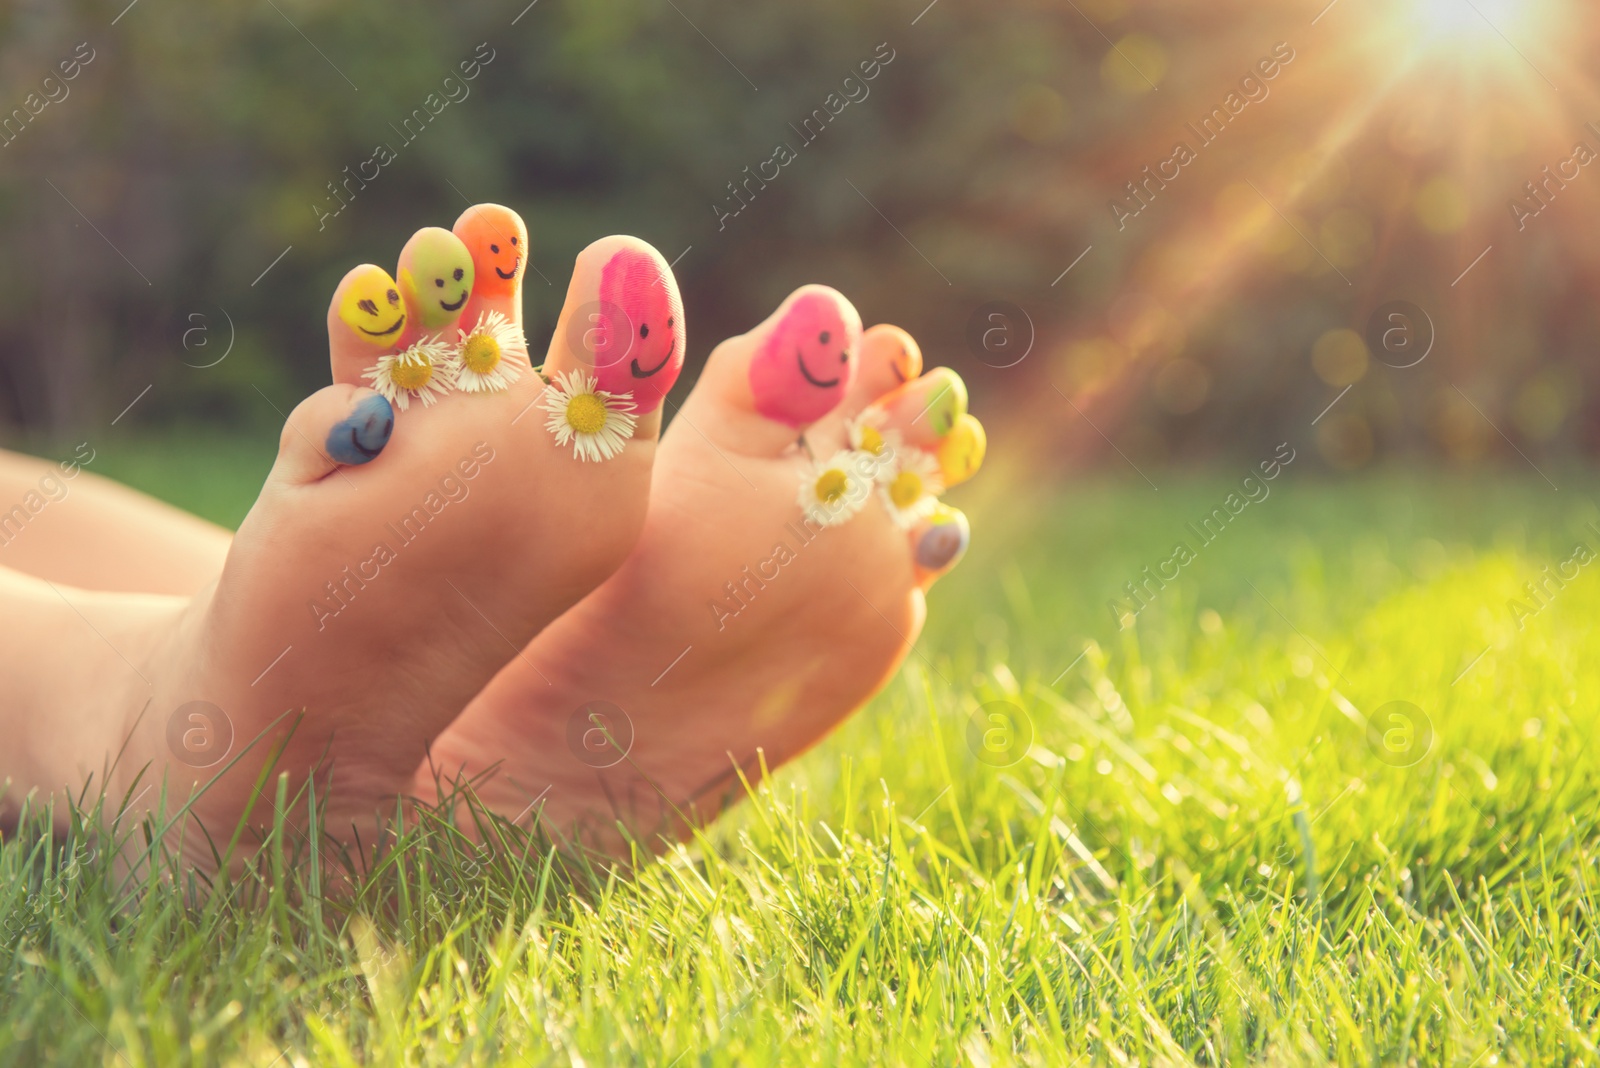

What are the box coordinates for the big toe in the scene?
[679,285,863,457]
[540,235,686,439]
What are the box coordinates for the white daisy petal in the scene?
[454,310,528,394]
[846,410,906,485]
[361,340,456,411]
[797,449,872,528]
[540,368,638,461]
[877,449,945,529]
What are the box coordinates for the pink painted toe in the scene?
[590,247,685,413]
[747,290,861,427]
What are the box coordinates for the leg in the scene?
[0,450,231,596]
[0,206,688,874]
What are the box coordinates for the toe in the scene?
[542,235,685,434]
[453,203,529,329]
[329,229,477,409]
[270,385,394,484]
[868,366,968,449]
[327,263,407,386]
[935,413,986,489]
[841,325,922,415]
[910,504,970,588]
[397,226,476,343]
[681,285,863,457]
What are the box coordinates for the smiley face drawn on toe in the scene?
[338,267,407,344]
[488,238,521,280]
[796,342,842,389]
[347,428,382,458]
[399,228,477,330]
[749,291,861,427]
[631,341,673,380]
[916,506,970,571]
[919,369,967,437]
[436,287,465,315]
[455,206,527,299]
[326,393,395,466]
[591,246,685,413]
[436,270,469,312]
[887,340,922,385]
[880,367,968,447]
[853,327,923,401]
[358,303,404,338]
[937,413,986,487]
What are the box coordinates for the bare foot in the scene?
[1,205,687,866]
[419,286,984,854]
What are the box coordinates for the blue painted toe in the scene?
[915,510,970,571]
[326,393,394,465]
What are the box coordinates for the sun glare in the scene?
[1410,0,1546,46]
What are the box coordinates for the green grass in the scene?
[9,428,280,530]
[5,461,1600,1065]
[88,430,281,530]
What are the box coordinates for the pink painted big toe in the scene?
[590,247,685,413]
[748,290,861,427]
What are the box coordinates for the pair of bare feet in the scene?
[0,204,985,868]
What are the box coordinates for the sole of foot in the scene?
[45,206,686,869]
[419,285,984,857]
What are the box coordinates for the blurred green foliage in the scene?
[2,0,1080,435]
[3,0,1598,470]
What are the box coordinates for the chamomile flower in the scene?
[846,410,905,484]
[878,449,945,529]
[453,310,527,393]
[541,369,638,462]
[797,449,872,528]
[363,340,456,411]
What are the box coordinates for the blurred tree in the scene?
[3,0,1599,473]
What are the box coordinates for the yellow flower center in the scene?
[814,469,849,504]
[889,470,923,509]
[566,392,609,434]
[462,332,502,375]
[859,425,885,455]
[390,354,434,391]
